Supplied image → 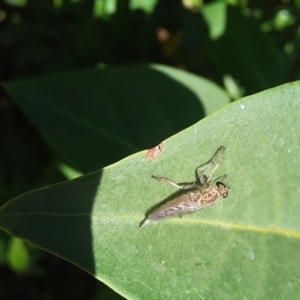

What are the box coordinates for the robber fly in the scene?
[140,146,228,227]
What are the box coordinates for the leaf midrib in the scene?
[1,212,299,239]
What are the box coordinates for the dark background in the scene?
[0,0,299,299]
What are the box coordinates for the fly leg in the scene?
[151,175,196,190]
[196,146,225,184]
[206,159,223,183]
[212,174,227,183]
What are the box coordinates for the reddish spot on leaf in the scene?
[145,143,164,160]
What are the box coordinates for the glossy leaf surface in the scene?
[0,81,300,299]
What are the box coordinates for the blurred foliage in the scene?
[0,0,300,299]
[6,237,30,272]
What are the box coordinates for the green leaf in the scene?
[4,0,27,7]
[203,6,278,94]
[7,237,30,272]
[129,0,159,13]
[0,81,300,299]
[202,1,227,40]
[2,64,229,173]
[93,0,117,18]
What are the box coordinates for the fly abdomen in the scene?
[139,196,203,227]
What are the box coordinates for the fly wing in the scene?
[146,190,205,222]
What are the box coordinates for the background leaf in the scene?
[203,6,278,94]
[202,0,227,40]
[0,81,300,299]
[6,237,30,272]
[2,64,229,173]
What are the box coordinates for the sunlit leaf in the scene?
[0,81,299,299]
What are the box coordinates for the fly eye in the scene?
[216,182,228,198]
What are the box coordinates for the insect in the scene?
[139,146,229,227]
